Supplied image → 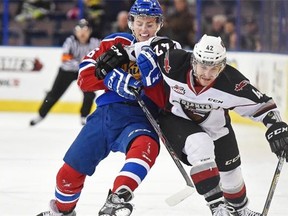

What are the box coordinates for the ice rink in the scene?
[1,112,287,216]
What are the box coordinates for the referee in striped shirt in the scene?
[30,19,101,126]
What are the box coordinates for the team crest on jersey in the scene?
[178,99,213,122]
[235,80,249,91]
[180,99,213,112]
[172,85,185,95]
[164,51,171,73]
[121,61,141,80]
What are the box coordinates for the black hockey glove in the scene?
[95,43,130,80]
[265,122,288,161]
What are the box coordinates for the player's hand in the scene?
[95,43,130,80]
[137,46,161,87]
[104,68,142,100]
[265,122,288,161]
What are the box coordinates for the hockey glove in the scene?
[265,121,288,161]
[104,68,142,100]
[95,43,130,80]
[137,46,161,87]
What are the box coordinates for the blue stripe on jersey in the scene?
[55,190,81,203]
[79,60,90,69]
[103,32,135,42]
[121,161,148,181]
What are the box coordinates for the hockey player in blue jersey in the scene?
[36,1,168,216]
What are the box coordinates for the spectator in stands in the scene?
[202,0,237,17]
[109,10,131,34]
[66,0,106,38]
[30,19,101,126]
[222,17,237,50]
[104,0,132,25]
[157,0,172,37]
[166,0,196,49]
[66,4,80,20]
[207,14,227,39]
[241,18,262,51]
[15,0,55,22]
[83,0,106,38]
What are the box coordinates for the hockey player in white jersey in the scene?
[134,34,288,216]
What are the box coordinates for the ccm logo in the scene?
[225,155,240,165]
[111,45,123,56]
[267,127,288,139]
[152,73,160,83]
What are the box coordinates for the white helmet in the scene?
[192,34,226,71]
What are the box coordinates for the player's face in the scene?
[131,16,160,42]
[194,63,221,86]
[75,27,91,44]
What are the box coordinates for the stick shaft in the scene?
[262,153,285,216]
[132,89,193,187]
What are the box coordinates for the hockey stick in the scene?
[261,152,285,216]
[130,88,195,206]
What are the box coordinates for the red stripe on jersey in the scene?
[144,81,166,109]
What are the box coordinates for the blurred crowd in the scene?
[4,0,262,51]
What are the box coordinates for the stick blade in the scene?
[165,186,195,206]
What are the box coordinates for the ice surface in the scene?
[0,112,287,216]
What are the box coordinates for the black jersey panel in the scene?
[213,65,272,104]
[158,49,191,83]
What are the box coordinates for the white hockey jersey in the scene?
[157,49,278,140]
